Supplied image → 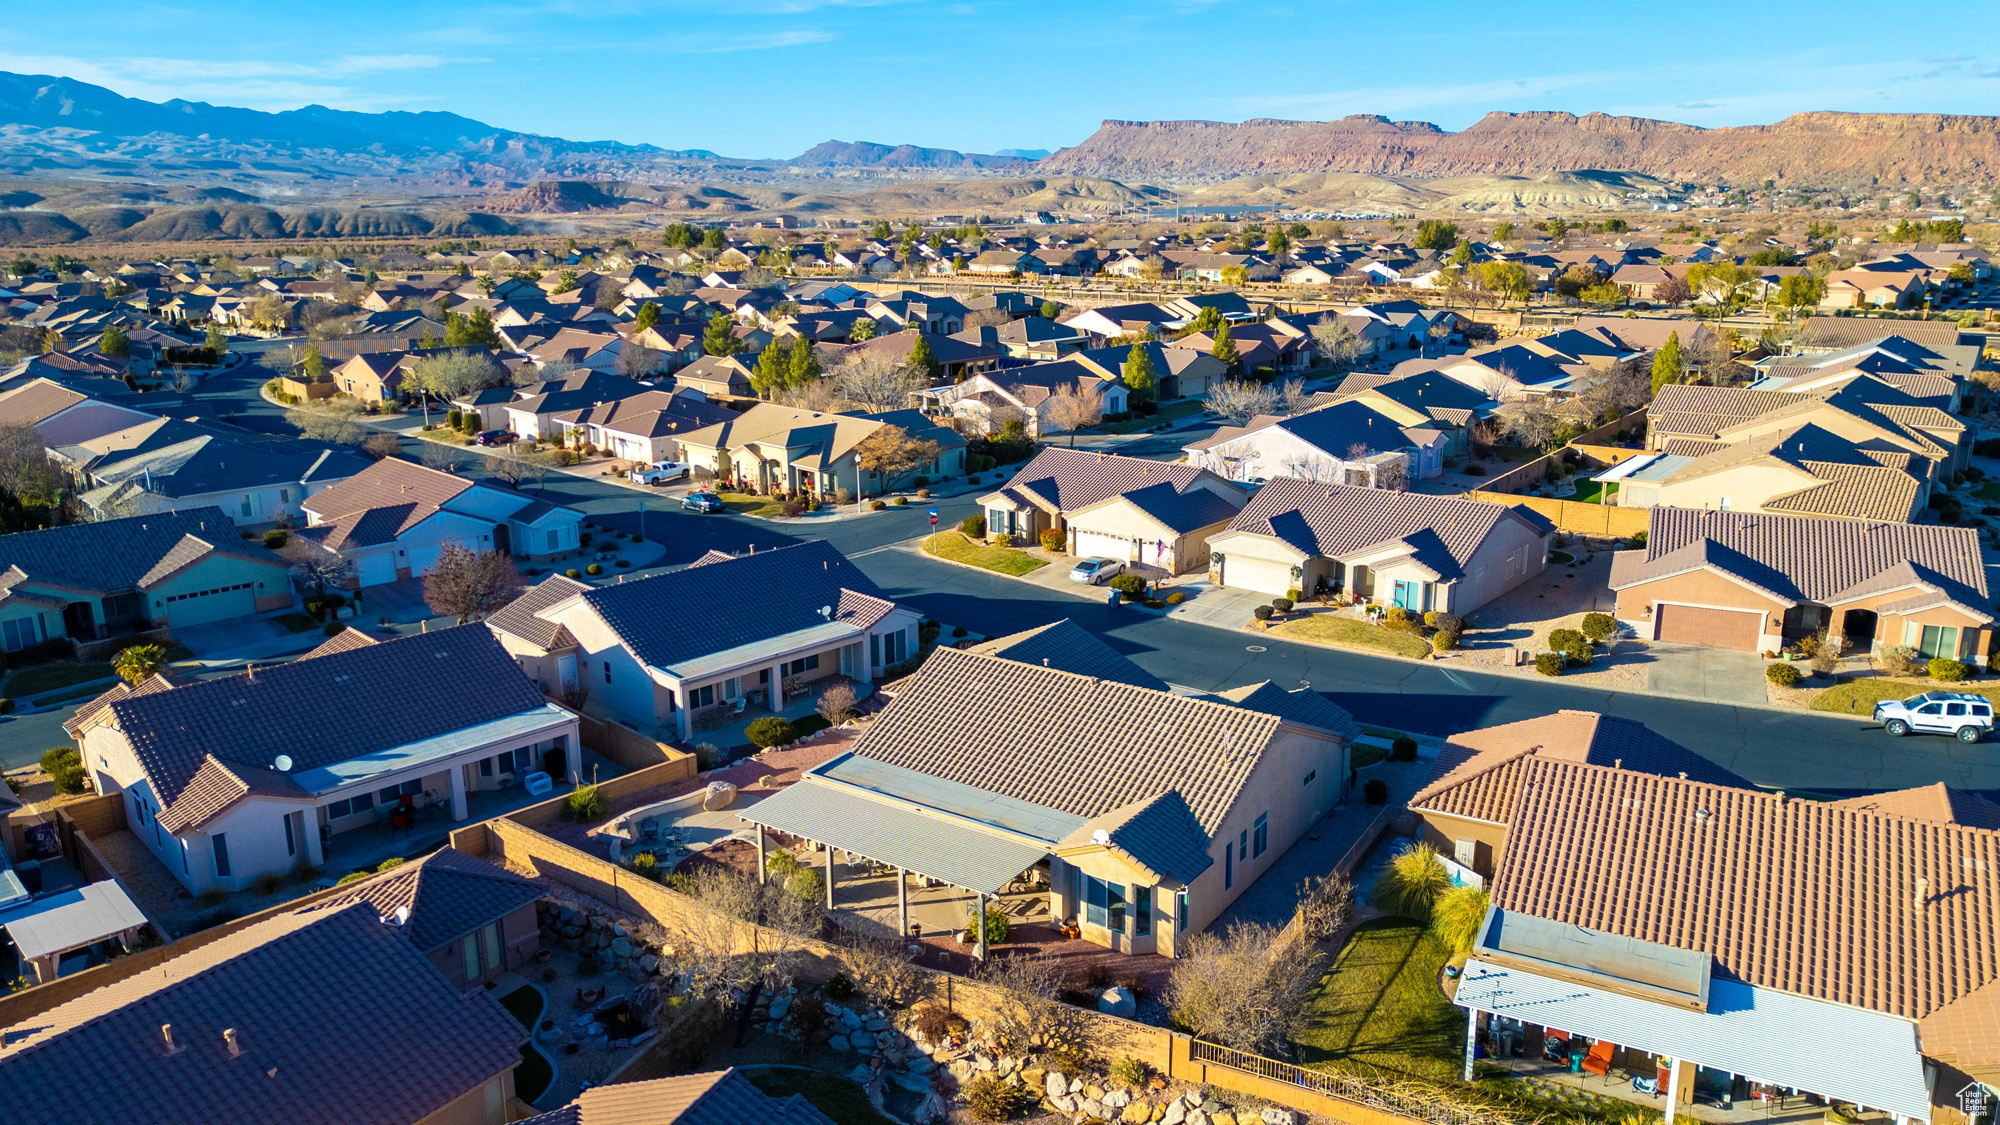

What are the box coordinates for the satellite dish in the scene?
[272,755,293,772]
[819,605,833,619]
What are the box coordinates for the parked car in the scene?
[629,460,689,486]
[475,429,517,446]
[682,492,724,514]
[1873,691,1993,742]
[1069,557,1125,585]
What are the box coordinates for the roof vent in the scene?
[223,1028,242,1057]
[1090,829,1111,846]
[161,1023,181,1054]
[1915,876,1930,912]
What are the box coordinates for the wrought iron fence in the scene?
[1188,1039,1515,1125]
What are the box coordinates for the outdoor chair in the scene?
[639,820,660,843]
[1581,1040,1614,1078]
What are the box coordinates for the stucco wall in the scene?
[1414,810,1510,879]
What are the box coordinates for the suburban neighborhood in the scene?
[3,22,2000,1125]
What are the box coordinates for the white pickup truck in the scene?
[628,461,689,486]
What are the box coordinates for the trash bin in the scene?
[15,859,40,893]
[1107,589,1121,607]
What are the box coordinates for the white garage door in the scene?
[162,583,258,628]
[1220,554,1295,596]
[356,553,398,587]
[1071,530,1133,564]
[405,544,444,576]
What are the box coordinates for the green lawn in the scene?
[1975,482,2000,503]
[922,531,1048,576]
[717,491,789,518]
[3,662,115,698]
[1298,919,1464,1082]
[1350,743,1388,769]
[499,986,554,1104]
[744,1068,894,1125]
[1561,479,1614,504]
[1270,615,1433,659]
[1811,677,2000,715]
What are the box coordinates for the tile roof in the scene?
[1058,791,1214,884]
[1221,478,1549,578]
[970,619,1168,691]
[1610,507,1988,615]
[0,902,525,1125]
[1794,318,1968,352]
[566,541,894,670]
[301,626,381,659]
[519,1069,838,1125]
[300,457,476,546]
[1411,710,1750,825]
[487,573,592,651]
[0,506,284,595]
[0,378,86,425]
[306,848,545,952]
[988,446,1215,516]
[62,671,180,738]
[108,625,548,824]
[1827,783,2000,831]
[1491,757,2000,1069]
[851,646,1350,836]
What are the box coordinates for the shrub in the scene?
[1165,591,1187,605]
[1880,644,1923,677]
[585,563,603,575]
[447,410,463,430]
[1423,610,1440,627]
[1462,463,1485,476]
[250,872,285,895]
[745,717,796,748]
[376,857,407,873]
[891,497,907,506]
[562,785,607,823]
[781,499,806,517]
[960,515,986,538]
[40,747,80,775]
[1580,612,1618,642]
[964,902,1010,946]
[0,698,12,715]
[911,1003,954,1043]
[990,532,1012,548]
[336,871,371,886]
[1375,843,1453,922]
[1432,631,1457,653]
[1766,662,1802,687]
[1391,735,1418,762]
[784,866,826,905]
[1811,645,1840,678]
[1431,612,1464,637]
[1363,777,1388,805]
[1253,605,1274,622]
[833,487,853,505]
[964,1074,1036,1121]
[1108,573,1147,599]
[262,529,289,549]
[1039,529,1066,551]
[1929,657,1970,682]
[870,500,886,511]
[824,972,855,1001]
[1535,652,1565,676]
[1271,597,1294,613]
[565,568,582,579]
[48,761,85,794]
[1627,531,1648,549]
[1384,606,1419,632]
[628,851,661,882]
[1109,1057,1151,1089]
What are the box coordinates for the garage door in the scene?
[162,583,258,628]
[1220,554,1295,597]
[1654,604,1762,650]
[1071,530,1133,564]
[405,544,444,577]
[356,553,398,587]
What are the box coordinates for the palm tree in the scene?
[113,643,167,686]
[1372,843,1452,921]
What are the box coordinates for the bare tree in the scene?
[292,551,355,596]
[419,442,461,473]
[830,353,922,413]
[770,378,843,413]
[977,953,1097,1068]
[852,424,943,495]
[483,445,544,489]
[815,682,857,726]
[1495,397,1558,450]
[0,423,71,510]
[615,342,664,378]
[422,541,523,623]
[1042,381,1104,447]
[408,351,505,402]
[1279,377,1313,416]
[673,866,818,997]
[287,399,366,445]
[1166,922,1325,1055]
[1206,379,1278,425]
[830,928,926,1009]
[1307,315,1361,371]
[362,433,402,460]
[1293,872,1354,940]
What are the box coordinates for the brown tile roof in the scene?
[1220,477,1549,579]
[0,902,525,1125]
[305,848,543,952]
[1614,507,1988,613]
[156,754,310,833]
[1829,783,2000,830]
[985,446,1215,517]
[300,457,474,548]
[62,671,179,738]
[1760,460,1924,521]
[1795,318,1967,352]
[1491,757,2000,1068]
[519,1069,838,1125]
[486,573,591,651]
[301,626,381,659]
[970,619,1169,691]
[0,378,87,426]
[1411,710,1749,825]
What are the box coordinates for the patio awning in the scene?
[1454,957,1932,1122]
[0,880,148,961]
[740,779,1048,897]
[1590,453,1661,483]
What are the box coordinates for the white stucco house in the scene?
[300,457,583,587]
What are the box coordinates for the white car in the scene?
[629,461,689,486]
[1069,557,1125,585]
[1873,691,1993,742]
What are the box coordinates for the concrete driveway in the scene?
[1643,642,1771,705]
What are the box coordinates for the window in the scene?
[212,833,231,878]
[1,615,43,652]
[1133,886,1151,936]
[1948,703,1969,717]
[1252,813,1269,859]
[1303,769,1316,786]
[1238,829,1248,862]
[1913,624,1960,660]
[238,496,252,518]
[280,488,292,504]
[463,935,480,982]
[483,922,503,972]
[480,757,494,777]
[871,635,881,668]
[1918,703,1944,716]
[546,530,560,551]
[692,685,715,708]
[326,793,374,819]
[1085,875,1107,928]
[377,779,420,804]
[1177,890,1189,931]
[1106,881,1126,932]
[283,812,295,857]
[1223,842,1233,890]
[784,654,821,676]
[604,662,612,684]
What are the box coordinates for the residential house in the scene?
[740,624,1360,958]
[977,447,1247,574]
[1073,342,1227,401]
[675,403,964,498]
[923,360,1128,440]
[672,354,757,399]
[300,458,582,586]
[74,625,578,893]
[487,541,920,741]
[1602,420,1934,522]
[866,295,968,335]
[62,421,371,527]
[1752,335,1972,410]
[1060,303,1179,343]
[1610,506,1991,663]
[0,903,528,1125]
[966,249,1043,275]
[1821,269,1929,310]
[1324,368,1493,458]
[1205,478,1553,609]
[1646,379,1970,477]
[504,371,649,441]
[1184,398,1448,487]
[0,378,154,446]
[309,848,545,989]
[1434,342,1587,398]
[0,507,294,646]
[951,316,1090,362]
[330,351,409,402]
[519,1069,839,1125]
[835,329,1000,384]
[556,389,737,464]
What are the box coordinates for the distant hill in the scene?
[789,140,1032,171]
[994,148,1052,161]
[1039,111,2000,185]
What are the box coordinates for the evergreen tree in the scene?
[1211,322,1239,371]
[1122,340,1157,405]
[703,312,740,356]
[788,334,822,386]
[904,334,940,382]
[302,344,325,379]
[1651,331,1684,394]
[849,317,877,342]
[1190,305,1224,335]
[633,302,660,334]
[99,323,131,358]
[701,227,727,256]
[751,341,789,396]
[1039,299,1061,320]
[204,323,227,353]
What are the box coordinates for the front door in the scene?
[1392,580,1419,610]
[557,653,578,693]
[61,601,95,639]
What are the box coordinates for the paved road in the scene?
[26,349,1989,798]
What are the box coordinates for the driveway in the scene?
[1643,643,1771,706]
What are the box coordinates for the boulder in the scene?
[1209,1112,1235,1125]
[914,1091,948,1124]
[1104,1088,1130,1108]
[1085,1085,1106,1103]
[907,1054,934,1075]
[864,1015,891,1032]
[1070,1077,1085,1095]
[828,1034,851,1052]
[1185,1112,1210,1125]
[1259,1111,1300,1125]
[973,1054,996,1072]
[1097,986,1137,1018]
[768,994,791,1021]
[839,1008,865,1032]
[1162,1101,1187,1125]
[947,1059,974,1081]
[848,1064,875,1085]
[1123,1105,1152,1124]
[1051,1094,1079,1115]
[1047,1072,1069,1100]
[890,1069,933,1094]
[1080,1099,1107,1121]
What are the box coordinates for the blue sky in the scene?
[8,1,2000,158]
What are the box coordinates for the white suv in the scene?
[1873,691,1993,742]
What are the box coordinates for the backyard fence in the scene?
[1187,1039,1512,1125]
[1463,493,1650,540]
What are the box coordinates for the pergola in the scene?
[0,880,149,983]
[739,779,1049,961]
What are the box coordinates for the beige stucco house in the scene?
[676,404,964,498]
[977,447,1246,575]
[1206,477,1552,611]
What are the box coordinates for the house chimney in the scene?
[223,1028,242,1057]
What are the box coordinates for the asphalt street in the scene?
[6,350,1993,797]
